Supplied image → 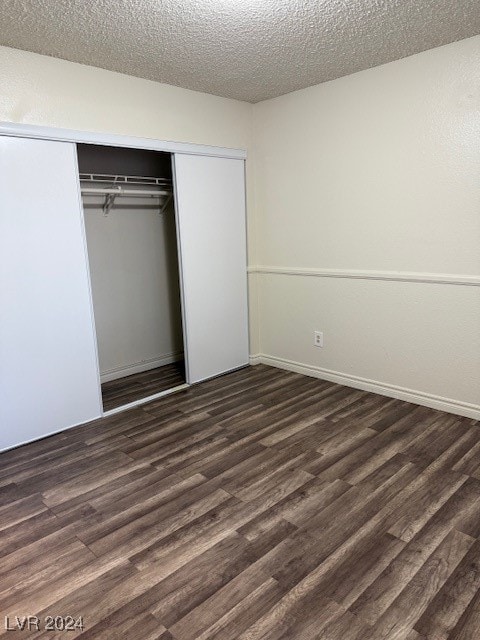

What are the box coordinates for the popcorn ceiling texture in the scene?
[0,0,478,103]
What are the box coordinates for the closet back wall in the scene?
[83,197,183,382]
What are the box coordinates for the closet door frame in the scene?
[170,154,191,385]
[0,122,247,415]
[0,122,246,160]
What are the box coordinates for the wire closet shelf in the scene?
[79,173,173,215]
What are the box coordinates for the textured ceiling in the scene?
[0,0,479,103]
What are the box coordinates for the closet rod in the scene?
[81,187,170,197]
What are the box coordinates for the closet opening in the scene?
[77,144,186,413]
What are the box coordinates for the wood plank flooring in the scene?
[1,364,480,639]
[101,362,185,411]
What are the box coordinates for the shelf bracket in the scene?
[103,190,120,216]
[159,193,172,216]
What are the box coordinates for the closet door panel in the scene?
[0,137,102,450]
[174,154,249,383]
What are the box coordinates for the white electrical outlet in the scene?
[314,331,324,347]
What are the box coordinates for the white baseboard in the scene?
[100,352,184,383]
[252,353,480,420]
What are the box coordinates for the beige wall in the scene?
[0,46,252,148]
[1,39,479,417]
[251,36,480,417]
[0,45,259,353]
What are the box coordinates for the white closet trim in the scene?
[0,122,247,160]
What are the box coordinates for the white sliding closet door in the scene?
[0,137,102,451]
[174,154,249,383]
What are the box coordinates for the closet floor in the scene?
[1,365,480,639]
[101,362,185,411]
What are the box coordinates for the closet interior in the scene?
[77,144,186,412]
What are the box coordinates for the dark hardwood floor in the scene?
[101,362,185,411]
[1,364,480,639]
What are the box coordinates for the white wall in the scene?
[1,39,479,419]
[251,36,480,418]
[83,195,183,382]
[0,45,259,354]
